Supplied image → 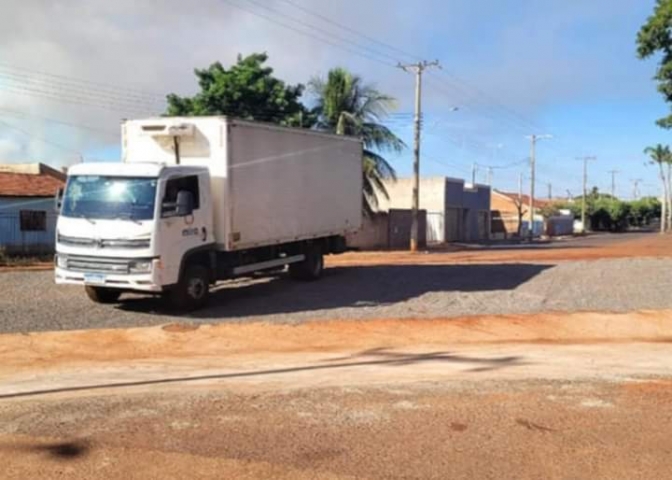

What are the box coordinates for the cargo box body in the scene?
[123,117,363,251]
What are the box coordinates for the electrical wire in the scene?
[0,119,82,155]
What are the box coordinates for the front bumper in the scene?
[54,257,164,293]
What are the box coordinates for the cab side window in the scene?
[163,175,200,216]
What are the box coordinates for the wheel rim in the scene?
[187,277,206,300]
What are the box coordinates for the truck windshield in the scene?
[61,176,158,221]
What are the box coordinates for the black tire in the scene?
[166,264,210,311]
[289,246,324,281]
[85,286,122,304]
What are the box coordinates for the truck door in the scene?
[158,173,213,285]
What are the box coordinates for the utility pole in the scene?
[525,134,552,239]
[487,167,493,186]
[547,183,552,201]
[472,162,478,185]
[608,169,620,198]
[579,156,597,233]
[398,60,440,252]
[631,179,643,200]
[518,173,524,203]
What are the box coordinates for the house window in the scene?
[20,210,47,231]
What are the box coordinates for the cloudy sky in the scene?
[0,0,666,197]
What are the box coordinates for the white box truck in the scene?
[55,117,362,310]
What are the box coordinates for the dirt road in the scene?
[2,310,672,479]
[2,233,671,478]
[3,233,672,333]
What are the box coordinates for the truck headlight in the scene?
[129,260,153,274]
[56,254,68,269]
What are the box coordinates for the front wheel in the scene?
[165,264,210,311]
[85,286,122,304]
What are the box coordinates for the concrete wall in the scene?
[387,209,427,249]
[547,215,574,237]
[0,197,57,254]
[346,213,389,250]
[379,178,446,213]
[346,209,427,250]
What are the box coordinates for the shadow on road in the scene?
[0,348,527,400]
[0,440,91,460]
[117,263,553,318]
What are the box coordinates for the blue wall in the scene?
[0,197,57,253]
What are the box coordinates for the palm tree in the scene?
[309,68,404,213]
[644,144,671,233]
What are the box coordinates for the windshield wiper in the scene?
[114,212,143,225]
[74,214,96,225]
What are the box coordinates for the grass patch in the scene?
[0,248,53,267]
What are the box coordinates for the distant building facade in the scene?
[377,177,491,244]
[0,163,65,254]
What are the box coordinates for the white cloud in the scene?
[0,0,654,171]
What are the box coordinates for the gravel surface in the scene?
[2,257,672,334]
[3,378,672,480]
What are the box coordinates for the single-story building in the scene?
[0,163,66,254]
[491,190,548,239]
[377,177,491,244]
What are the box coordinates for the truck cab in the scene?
[55,162,214,304]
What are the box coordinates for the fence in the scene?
[0,212,58,254]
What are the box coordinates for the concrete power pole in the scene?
[579,156,597,233]
[525,135,552,239]
[608,170,620,198]
[472,163,478,186]
[548,183,552,201]
[398,60,440,253]
[632,179,643,200]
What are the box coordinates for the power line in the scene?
[239,0,402,65]
[275,0,420,63]
[0,108,119,137]
[230,0,569,157]
[0,70,163,111]
[271,0,551,142]
[0,62,165,100]
[221,0,394,68]
[0,118,83,156]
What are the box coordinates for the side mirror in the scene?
[54,188,64,213]
[175,190,194,217]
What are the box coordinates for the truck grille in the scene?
[65,256,131,274]
[58,234,150,249]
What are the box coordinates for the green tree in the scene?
[628,197,661,227]
[166,53,312,126]
[638,0,672,128]
[309,68,404,212]
[644,144,671,232]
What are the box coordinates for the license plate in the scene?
[84,273,106,285]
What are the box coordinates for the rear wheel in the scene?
[165,264,210,311]
[85,286,122,304]
[289,246,324,281]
